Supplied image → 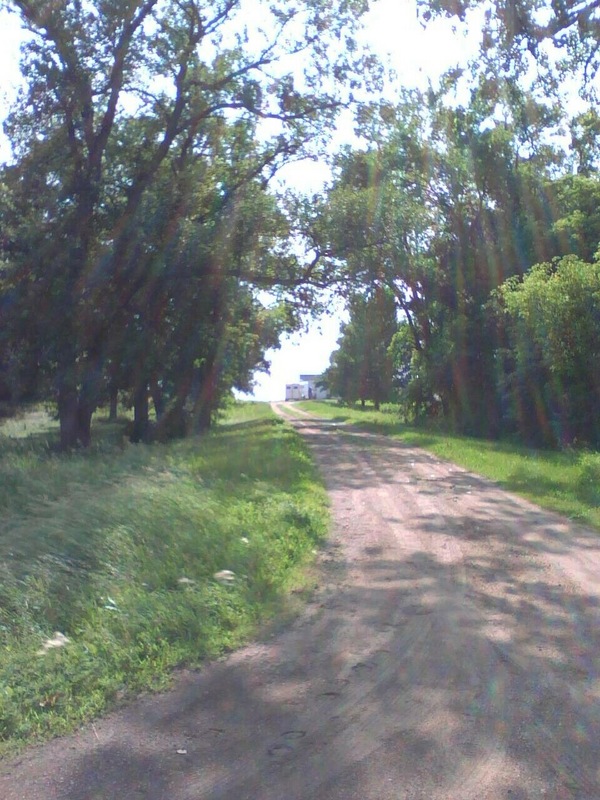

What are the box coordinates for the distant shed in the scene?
[285,383,305,401]
[299,374,329,400]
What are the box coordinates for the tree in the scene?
[551,174,600,262]
[570,109,600,176]
[417,0,600,81]
[317,80,567,432]
[0,0,376,447]
[496,254,600,445]
[320,96,438,353]
[325,287,397,409]
[93,119,300,441]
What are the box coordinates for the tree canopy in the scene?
[312,38,600,445]
[418,0,600,80]
[496,255,600,445]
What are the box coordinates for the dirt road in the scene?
[3,405,600,799]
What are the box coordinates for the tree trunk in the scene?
[153,370,193,441]
[58,384,96,448]
[194,399,213,432]
[109,386,118,421]
[191,362,219,433]
[76,399,93,447]
[58,383,80,450]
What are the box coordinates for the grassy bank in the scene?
[0,403,328,753]
[298,400,600,530]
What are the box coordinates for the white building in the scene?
[285,383,305,401]
[285,375,329,401]
[299,374,329,400]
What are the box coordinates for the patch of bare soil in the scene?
[2,404,600,799]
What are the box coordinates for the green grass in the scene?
[299,400,405,432]
[274,402,313,419]
[299,400,600,530]
[0,402,328,753]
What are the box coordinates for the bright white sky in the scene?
[0,0,482,401]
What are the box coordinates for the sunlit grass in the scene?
[299,400,600,530]
[274,402,313,419]
[0,402,328,753]
[0,407,57,439]
[299,400,403,431]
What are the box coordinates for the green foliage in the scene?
[497,254,600,445]
[417,0,600,85]
[388,321,415,391]
[325,288,397,408]
[0,403,328,751]
[570,109,600,176]
[551,173,600,261]
[318,79,572,436]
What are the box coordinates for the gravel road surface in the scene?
[2,403,600,799]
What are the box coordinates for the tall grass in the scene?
[0,403,328,752]
[299,400,600,530]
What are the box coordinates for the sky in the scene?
[0,0,482,402]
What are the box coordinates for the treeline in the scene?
[0,0,373,447]
[320,2,600,447]
[322,99,600,445]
